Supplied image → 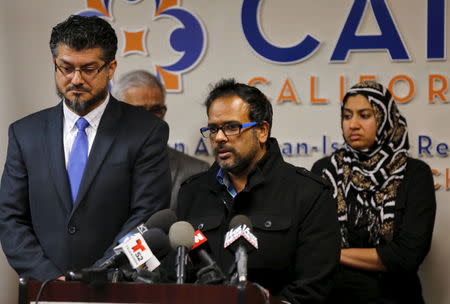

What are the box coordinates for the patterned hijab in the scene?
[323,81,409,248]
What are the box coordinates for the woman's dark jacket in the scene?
[312,157,436,303]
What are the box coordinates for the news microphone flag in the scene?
[192,230,208,250]
[224,224,258,250]
[114,233,160,270]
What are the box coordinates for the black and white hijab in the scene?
[323,81,409,248]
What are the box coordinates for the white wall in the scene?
[0,1,448,303]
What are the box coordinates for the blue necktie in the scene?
[67,117,89,203]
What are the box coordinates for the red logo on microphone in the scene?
[192,230,208,249]
[132,239,146,252]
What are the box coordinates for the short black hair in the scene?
[205,79,273,136]
[50,15,117,63]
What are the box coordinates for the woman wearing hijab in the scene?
[312,80,436,303]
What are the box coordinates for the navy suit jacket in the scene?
[0,97,171,280]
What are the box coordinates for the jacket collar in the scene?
[207,138,283,194]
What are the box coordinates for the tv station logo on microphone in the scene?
[76,0,206,93]
[192,230,207,250]
[224,224,258,249]
[115,234,155,269]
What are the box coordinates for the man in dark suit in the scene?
[114,70,209,210]
[0,15,171,281]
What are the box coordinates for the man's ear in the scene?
[107,60,117,80]
[257,121,270,144]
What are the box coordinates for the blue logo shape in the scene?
[241,0,321,64]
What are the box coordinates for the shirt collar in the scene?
[216,167,237,198]
[63,93,110,131]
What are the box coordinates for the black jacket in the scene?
[168,147,209,210]
[177,138,340,304]
[312,157,436,303]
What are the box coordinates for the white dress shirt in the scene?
[63,94,110,167]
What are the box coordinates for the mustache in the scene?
[213,144,235,155]
[66,85,90,93]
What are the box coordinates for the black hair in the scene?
[205,79,273,136]
[50,15,117,62]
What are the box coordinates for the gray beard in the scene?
[57,87,108,116]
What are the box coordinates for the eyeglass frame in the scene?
[54,61,110,80]
[147,105,167,115]
[200,121,261,138]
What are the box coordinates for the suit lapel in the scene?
[46,102,72,213]
[72,98,122,210]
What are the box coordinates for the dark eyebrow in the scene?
[207,121,241,126]
[343,108,373,113]
[58,59,99,67]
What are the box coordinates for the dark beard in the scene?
[214,135,260,175]
[222,149,258,175]
[57,86,108,116]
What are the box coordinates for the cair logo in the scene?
[77,0,207,93]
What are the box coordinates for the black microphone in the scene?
[168,221,195,284]
[223,215,258,287]
[145,209,178,234]
[190,230,226,285]
[118,209,178,243]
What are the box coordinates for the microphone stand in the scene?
[175,246,188,284]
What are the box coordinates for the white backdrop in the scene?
[0,0,448,303]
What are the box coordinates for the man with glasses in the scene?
[0,15,171,281]
[176,79,340,304]
[113,70,209,210]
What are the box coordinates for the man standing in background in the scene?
[114,70,209,210]
[0,15,171,281]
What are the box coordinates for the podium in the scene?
[20,279,283,304]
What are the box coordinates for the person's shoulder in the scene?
[407,157,431,170]
[180,162,217,186]
[311,156,333,175]
[406,157,433,177]
[293,166,331,189]
[114,98,155,119]
[112,98,168,130]
[11,105,59,129]
[169,148,209,169]
[180,169,211,188]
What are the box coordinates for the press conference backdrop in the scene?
[0,0,448,303]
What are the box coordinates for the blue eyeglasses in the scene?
[200,122,260,138]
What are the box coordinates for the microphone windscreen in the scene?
[168,221,195,249]
[229,214,253,230]
[145,209,178,234]
[141,228,171,260]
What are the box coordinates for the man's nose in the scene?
[70,69,85,86]
[214,128,228,142]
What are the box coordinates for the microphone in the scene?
[168,221,195,284]
[145,209,178,234]
[120,228,171,284]
[118,209,177,244]
[224,215,258,287]
[97,228,170,271]
[191,230,226,285]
